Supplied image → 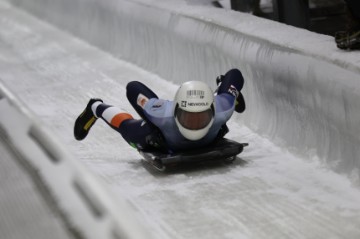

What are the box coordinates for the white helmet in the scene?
[174,81,215,141]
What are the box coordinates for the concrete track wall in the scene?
[9,0,360,184]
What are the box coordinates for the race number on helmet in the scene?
[174,81,215,140]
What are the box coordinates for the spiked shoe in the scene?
[74,98,103,140]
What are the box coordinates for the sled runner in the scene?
[139,138,248,171]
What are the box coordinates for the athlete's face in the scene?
[175,108,213,130]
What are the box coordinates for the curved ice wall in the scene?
[10,0,360,184]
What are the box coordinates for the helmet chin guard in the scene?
[174,81,215,141]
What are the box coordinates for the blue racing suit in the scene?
[143,93,235,151]
[94,68,245,152]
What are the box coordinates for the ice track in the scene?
[1,2,360,239]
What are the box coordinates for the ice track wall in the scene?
[0,81,149,239]
[9,0,360,184]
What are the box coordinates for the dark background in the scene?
[214,0,347,36]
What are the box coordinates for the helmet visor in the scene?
[175,107,213,130]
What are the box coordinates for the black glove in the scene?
[216,75,225,86]
[214,75,225,94]
[235,92,246,113]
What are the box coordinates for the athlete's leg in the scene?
[217,68,246,113]
[92,101,158,150]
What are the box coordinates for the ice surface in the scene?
[1,1,360,239]
[8,0,360,182]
